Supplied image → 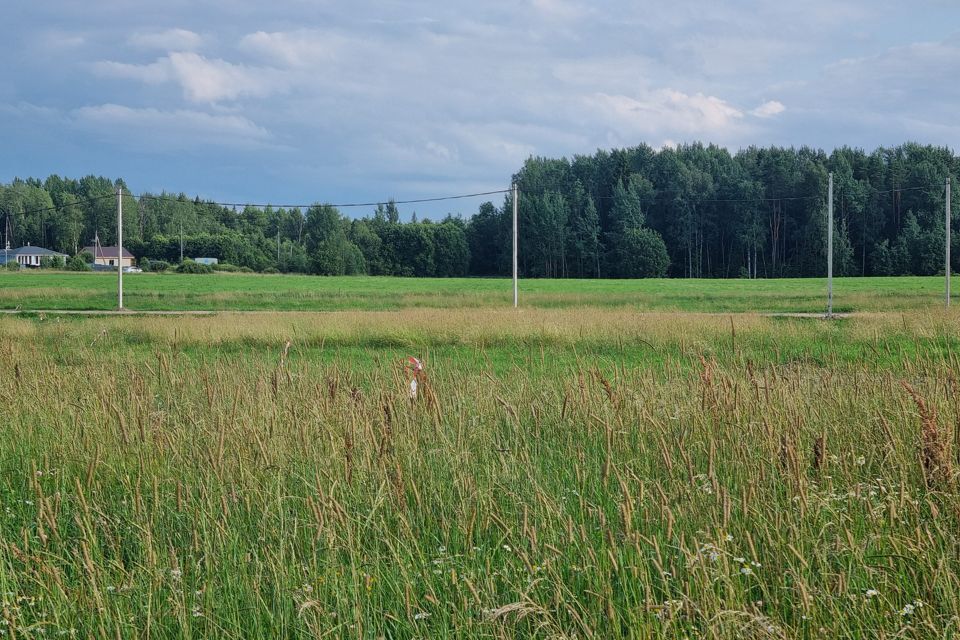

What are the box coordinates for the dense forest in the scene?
[1,142,957,278]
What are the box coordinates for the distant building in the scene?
[193,257,219,266]
[83,245,135,268]
[0,245,68,268]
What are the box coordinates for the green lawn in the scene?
[0,271,953,312]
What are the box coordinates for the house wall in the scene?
[94,257,133,268]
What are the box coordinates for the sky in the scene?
[2,0,959,218]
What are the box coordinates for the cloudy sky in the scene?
[2,0,958,217]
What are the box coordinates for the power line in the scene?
[0,193,117,219]
[133,188,512,210]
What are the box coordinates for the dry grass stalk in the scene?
[901,381,952,487]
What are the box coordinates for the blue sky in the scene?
[2,0,958,218]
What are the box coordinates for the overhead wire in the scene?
[133,188,513,210]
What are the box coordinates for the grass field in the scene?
[0,271,954,313]
[2,307,960,638]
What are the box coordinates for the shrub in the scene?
[238,266,254,273]
[4,261,19,272]
[176,259,214,274]
[65,255,92,272]
[214,263,239,273]
[149,260,171,272]
[263,267,279,274]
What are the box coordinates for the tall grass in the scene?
[0,310,958,637]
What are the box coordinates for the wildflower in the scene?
[734,557,746,563]
[751,561,761,568]
[865,589,879,598]
[740,567,753,576]
[855,456,866,466]
[901,603,915,616]
[502,545,512,552]
[413,612,431,621]
[724,534,734,542]
[170,569,182,580]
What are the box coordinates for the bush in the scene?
[65,255,92,272]
[262,267,279,274]
[619,228,670,278]
[213,263,239,272]
[176,259,214,274]
[238,266,254,273]
[150,260,171,272]
[4,261,19,272]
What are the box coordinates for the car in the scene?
[122,266,143,273]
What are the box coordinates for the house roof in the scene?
[6,246,68,257]
[83,245,134,259]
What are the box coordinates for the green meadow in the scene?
[0,271,954,313]
[1,308,959,638]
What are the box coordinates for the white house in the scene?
[0,245,68,268]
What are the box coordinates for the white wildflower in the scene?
[413,612,431,621]
[865,589,879,598]
[901,603,915,616]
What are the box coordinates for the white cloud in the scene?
[530,0,588,21]
[128,28,203,51]
[239,30,341,68]
[587,89,745,138]
[94,52,290,103]
[751,100,786,118]
[73,104,272,149]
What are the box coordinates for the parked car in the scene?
[122,266,143,273]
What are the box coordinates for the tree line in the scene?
[1,142,957,278]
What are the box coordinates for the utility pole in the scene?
[948,176,952,308]
[180,222,184,263]
[117,188,124,310]
[827,172,833,318]
[512,183,518,308]
[277,229,281,265]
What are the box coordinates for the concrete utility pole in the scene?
[117,188,123,310]
[180,222,184,263]
[512,183,518,308]
[947,176,952,308]
[827,172,833,318]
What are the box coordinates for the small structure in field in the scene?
[193,257,218,266]
[83,244,135,268]
[0,244,68,268]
